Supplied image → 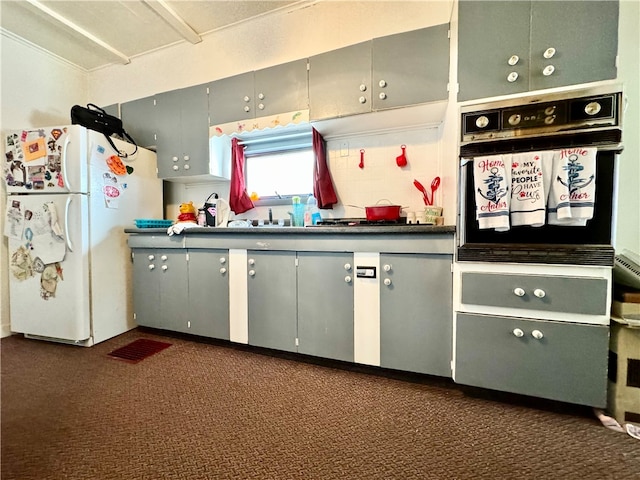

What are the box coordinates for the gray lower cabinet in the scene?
[155,83,210,179]
[187,250,230,339]
[132,249,188,331]
[297,252,354,362]
[120,95,157,148]
[458,0,618,101]
[379,253,453,376]
[247,250,298,352]
[455,313,609,407]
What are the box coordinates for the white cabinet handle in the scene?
[534,288,546,298]
[172,165,179,171]
[383,264,392,272]
[161,255,167,261]
[508,54,519,66]
[543,47,556,59]
[219,267,227,274]
[148,255,155,261]
[172,156,178,162]
[148,264,155,270]
[507,71,519,83]
[543,65,555,76]
[258,103,265,110]
[378,79,387,88]
[243,106,250,112]
[243,96,250,102]
[359,84,367,92]
[384,278,392,286]
[531,329,544,340]
[258,93,265,100]
[512,328,524,338]
[513,287,525,297]
[345,275,352,283]
[161,265,168,271]
[219,257,226,264]
[359,96,367,104]
[248,269,255,277]
[183,155,190,161]
[248,258,255,266]
[344,263,352,271]
[184,164,190,170]
[379,92,387,100]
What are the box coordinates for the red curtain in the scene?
[312,128,338,209]
[229,137,254,214]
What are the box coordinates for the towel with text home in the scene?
[473,154,510,231]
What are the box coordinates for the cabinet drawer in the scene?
[455,313,608,406]
[461,272,607,315]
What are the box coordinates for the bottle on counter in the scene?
[304,195,322,226]
[291,196,304,227]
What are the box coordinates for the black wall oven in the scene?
[457,85,623,266]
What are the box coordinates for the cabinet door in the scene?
[178,84,210,177]
[132,249,188,331]
[308,41,372,120]
[188,250,230,339]
[120,95,157,148]
[247,251,297,352]
[155,89,183,178]
[455,313,608,406]
[529,1,618,91]
[254,59,309,117]
[132,249,162,328]
[380,254,453,376]
[458,0,531,101]
[155,85,209,178]
[372,25,450,110]
[297,252,354,362]
[208,72,255,126]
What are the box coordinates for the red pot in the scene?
[365,204,403,221]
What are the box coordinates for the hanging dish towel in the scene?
[547,147,597,226]
[510,152,546,227]
[473,155,510,231]
[545,149,572,224]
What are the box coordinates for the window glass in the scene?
[246,149,314,200]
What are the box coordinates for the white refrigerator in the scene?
[3,125,163,346]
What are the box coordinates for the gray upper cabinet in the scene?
[209,59,309,126]
[155,83,210,179]
[309,25,450,121]
[120,95,157,148]
[308,41,372,120]
[372,24,450,110]
[458,0,619,101]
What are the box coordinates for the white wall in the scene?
[616,0,640,252]
[0,31,88,337]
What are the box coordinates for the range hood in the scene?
[311,100,449,139]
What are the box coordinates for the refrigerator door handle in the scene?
[64,196,74,252]
[62,134,72,192]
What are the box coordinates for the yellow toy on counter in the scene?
[176,201,197,223]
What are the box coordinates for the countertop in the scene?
[124,224,456,235]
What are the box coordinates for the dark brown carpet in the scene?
[2,329,639,480]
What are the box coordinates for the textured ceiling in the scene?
[0,1,309,71]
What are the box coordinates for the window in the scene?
[238,124,314,206]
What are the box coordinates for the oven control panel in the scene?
[461,92,620,143]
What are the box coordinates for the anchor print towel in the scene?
[473,154,510,231]
[510,152,546,227]
[546,147,597,226]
